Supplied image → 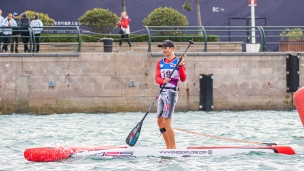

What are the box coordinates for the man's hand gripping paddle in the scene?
[126,40,194,146]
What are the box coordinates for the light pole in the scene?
[249,0,257,43]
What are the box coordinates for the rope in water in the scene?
[173,127,263,145]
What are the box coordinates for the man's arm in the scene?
[39,20,43,31]
[178,64,186,82]
[155,60,164,84]
[2,19,8,27]
[11,19,17,27]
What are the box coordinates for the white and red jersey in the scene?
[155,57,186,88]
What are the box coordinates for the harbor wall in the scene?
[0,52,302,114]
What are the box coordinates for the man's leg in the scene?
[21,32,26,52]
[22,32,29,52]
[7,35,12,52]
[3,35,9,52]
[25,37,29,52]
[158,118,176,149]
[158,117,170,148]
[163,118,176,149]
[10,35,15,53]
[35,34,40,52]
[15,36,19,53]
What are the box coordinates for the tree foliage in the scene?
[24,10,55,26]
[78,8,120,34]
[183,1,192,11]
[182,0,202,35]
[143,7,188,26]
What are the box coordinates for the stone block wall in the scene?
[0,52,302,114]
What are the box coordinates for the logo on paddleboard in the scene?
[159,150,209,155]
[90,151,135,158]
[105,151,135,158]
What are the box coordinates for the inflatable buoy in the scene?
[294,87,304,127]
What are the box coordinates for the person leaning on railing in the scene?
[0,10,4,52]
[1,13,17,53]
[11,12,20,53]
[19,13,30,53]
[30,14,43,53]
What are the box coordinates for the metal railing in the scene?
[145,26,207,52]
[259,26,304,52]
[0,26,33,52]
[145,26,304,52]
[37,26,81,52]
[0,26,81,53]
[1,25,303,53]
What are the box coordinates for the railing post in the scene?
[76,26,81,52]
[256,26,264,52]
[259,26,267,52]
[201,26,207,52]
[28,27,33,52]
[144,26,151,52]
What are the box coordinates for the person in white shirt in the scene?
[11,12,20,53]
[1,13,17,52]
[0,10,5,52]
[30,14,43,53]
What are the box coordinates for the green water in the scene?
[1,111,303,170]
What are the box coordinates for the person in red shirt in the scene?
[155,40,187,149]
[114,12,133,53]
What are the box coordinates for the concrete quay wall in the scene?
[0,52,302,114]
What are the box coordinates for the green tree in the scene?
[24,10,55,26]
[78,8,120,34]
[143,7,188,26]
[183,1,192,11]
[183,0,202,35]
[143,7,188,39]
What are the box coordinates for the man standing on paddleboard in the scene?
[155,40,187,149]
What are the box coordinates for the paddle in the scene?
[126,40,194,146]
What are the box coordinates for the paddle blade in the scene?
[126,121,143,146]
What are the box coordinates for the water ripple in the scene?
[1,110,304,170]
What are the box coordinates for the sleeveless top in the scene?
[159,57,180,88]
